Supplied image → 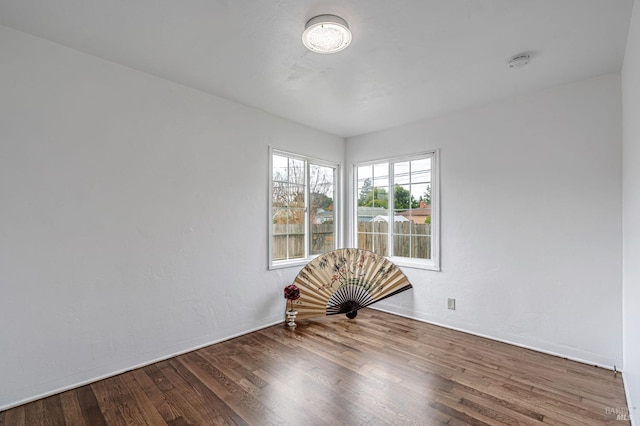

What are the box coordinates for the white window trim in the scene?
[268,147,341,270]
[352,150,440,271]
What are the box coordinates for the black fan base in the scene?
[337,301,362,319]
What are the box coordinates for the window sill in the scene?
[270,255,439,271]
[388,256,440,272]
[269,256,321,271]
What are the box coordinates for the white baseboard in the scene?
[622,372,637,426]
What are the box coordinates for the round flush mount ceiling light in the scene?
[507,53,531,69]
[302,14,352,54]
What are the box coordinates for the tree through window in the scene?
[270,149,339,268]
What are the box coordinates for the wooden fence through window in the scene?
[272,222,431,260]
[356,221,431,259]
[272,224,334,260]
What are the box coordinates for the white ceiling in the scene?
[0,0,634,138]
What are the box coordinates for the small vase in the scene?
[286,310,298,327]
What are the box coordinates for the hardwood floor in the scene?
[0,309,630,425]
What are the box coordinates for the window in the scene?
[355,151,439,270]
[269,149,339,269]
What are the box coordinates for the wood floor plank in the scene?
[251,366,357,425]
[450,384,543,425]
[451,381,545,424]
[2,309,631,425]
[153,360,231,425]
[168,357,249,425]
[130,367,189,425]
[59,390,88,426]
[75,385,107,426]
[23,399,44,425]
[2,405,25,426]
[118,371,166,425]
[91,379,132,426]
[179,351,272,425]
[41,395,65,426]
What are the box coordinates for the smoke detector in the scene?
[507,53,531,69]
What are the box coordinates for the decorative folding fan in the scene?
[292,248,412,319]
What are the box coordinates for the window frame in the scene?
[268,147,341,270]
[353,150,440,271]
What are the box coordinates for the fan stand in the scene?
[340,301,361,320]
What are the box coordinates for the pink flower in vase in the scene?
[283,284,300,312]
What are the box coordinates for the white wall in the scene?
[0,25,344,410]
[346,73,623,368]
[623,0,640,419]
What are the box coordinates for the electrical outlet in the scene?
[447,298,456,310]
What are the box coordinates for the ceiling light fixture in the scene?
[302,14,352,54]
